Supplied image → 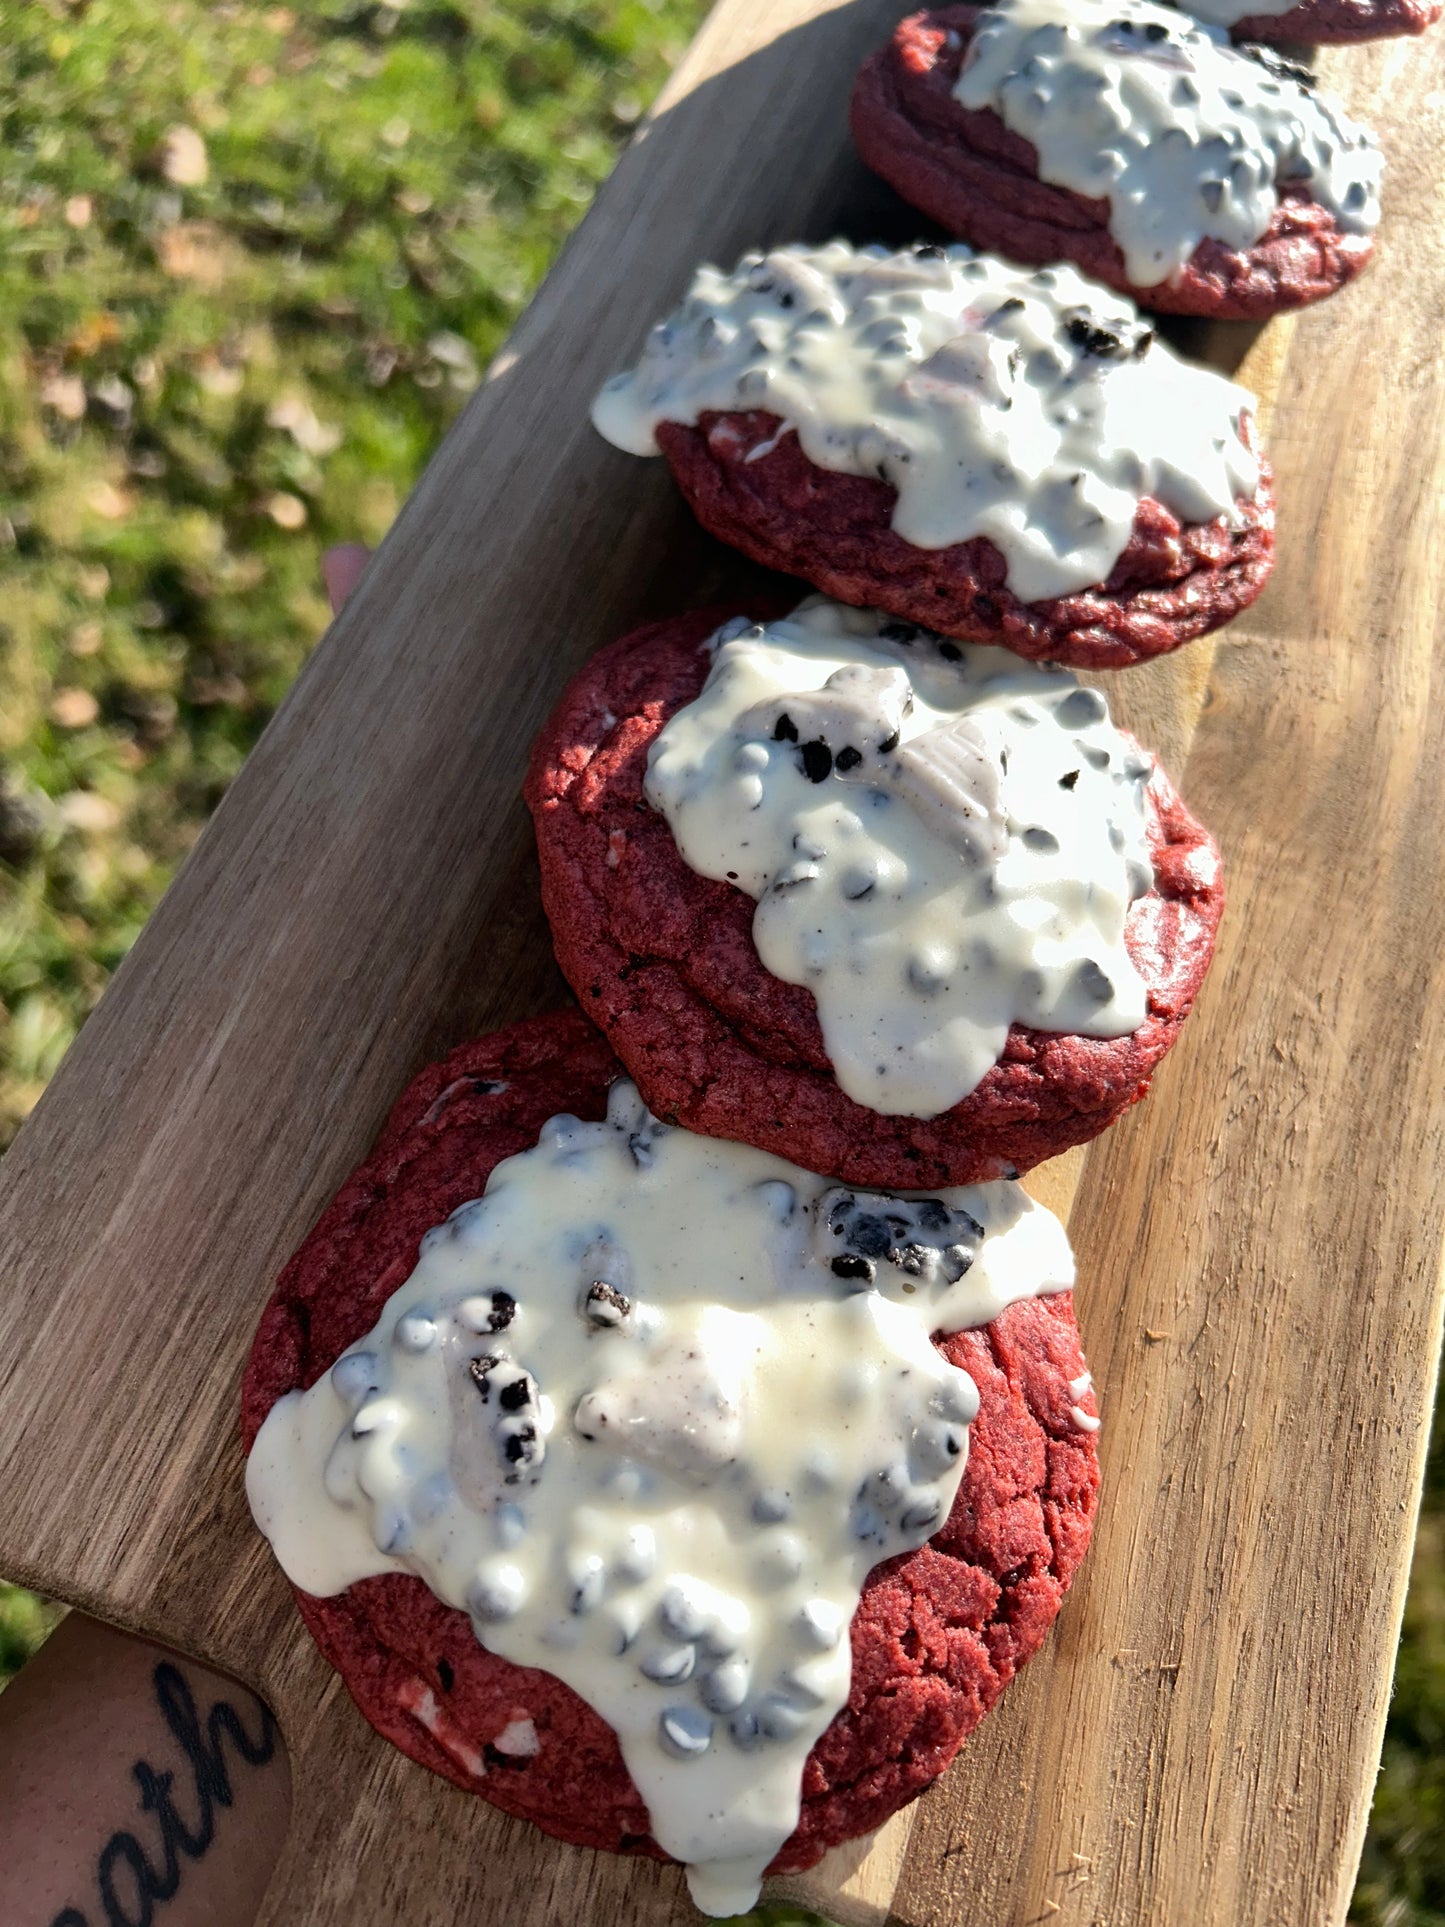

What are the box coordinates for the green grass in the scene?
[0,0,700,1140]
[1352,1414,1445,1927]
[0,2,1440,1920]
[0,1584,64,1683]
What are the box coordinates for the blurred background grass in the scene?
[0,1,1440,1920]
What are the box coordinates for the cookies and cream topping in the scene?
[1175,0,1300,24]
[646,598,1155,1119]
[954,0,1381,286]
[591,239,1259,601]
[247,1081,1077,1916]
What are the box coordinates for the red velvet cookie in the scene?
[241,1008,1100,1878]
[851,10,1376,321]
[1219,0,1439,39]
[525,611,1225,1190]
[653,408,1273,670]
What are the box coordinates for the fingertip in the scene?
[322,543,372,614]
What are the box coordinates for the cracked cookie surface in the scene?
[241,1008,1100,1872]
[526,613,1225,1189]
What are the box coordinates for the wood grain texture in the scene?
[0,5,1440,1926]
[887,36,1445,1927]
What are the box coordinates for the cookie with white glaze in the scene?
[1191,0,1440,43]
[851,1,1380,320]
[241,1008,1100,1895]
[525,604,1225,1189]
[592,241,1275,667]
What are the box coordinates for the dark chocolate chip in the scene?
[1066,315,1122,357]
[825,1192,981,1285]
[907,956,947,996]
[800,739,833,783]
[901,1495,944,1533]
[831,1253,875,1284]
[773,712,798,743]
[1126,856,1154,897]
[1056,686,1109,727]
[1072,959,1115,1006]
[835,745,863,772]
[583,1279,632,1326]
[1244,41,1315,88]
[843,1214,895,1260]
[1059,769,1080,790]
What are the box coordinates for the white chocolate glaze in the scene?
[647,598,1154,1118]
[1182,0,1299,24]
[248,1084,1077,1915]
[954,0,1381,286]
[592,241,1260,601]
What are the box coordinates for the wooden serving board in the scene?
[2,4,1443,1923]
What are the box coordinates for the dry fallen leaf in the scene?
[64,312,122,359]
[265,491,307,530]
[267,394,342,456]
[39,373,86,421]
[50,689,100,730]
[155,221,229,283]
[156,124,209,187]
[56,791,121,833]
[194,352,244,396]
[86,480,136,521]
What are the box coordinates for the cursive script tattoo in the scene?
[48,1660,279,1927]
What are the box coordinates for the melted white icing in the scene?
[954,0,1381,286]
[646,598,1154,1118]
[591,240,1259,602]
[247,1084,1077,1916]
[1181,0,1299,23]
